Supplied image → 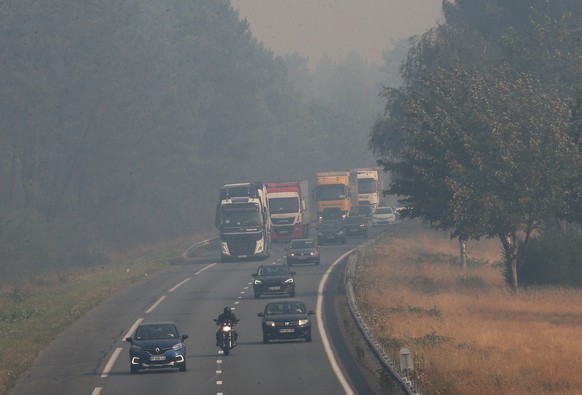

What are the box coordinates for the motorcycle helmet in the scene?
[224,306,232,314]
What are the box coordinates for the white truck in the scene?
[351,168,383,216]
[215,182,271,262]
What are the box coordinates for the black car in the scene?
[125,322,188,374]
[343,216,369,237]
[317,219,347,245]
[286,238,320,266]
[252,263,296,298]
[258,299,314,343]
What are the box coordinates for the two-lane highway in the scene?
[12,231,384,395]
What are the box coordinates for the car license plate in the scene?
[279,328,295,333]
[150,355,166,361]
[268,286,281,291]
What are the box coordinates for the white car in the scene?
[372,206,396,226]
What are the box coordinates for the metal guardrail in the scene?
[344,237,420,395]
[181,236,219,259]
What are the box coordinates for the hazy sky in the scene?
[231,0,443,68]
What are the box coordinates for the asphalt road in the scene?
[12,228,388,395]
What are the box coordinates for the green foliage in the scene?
[371,0,582,288]
[517,230,582,287]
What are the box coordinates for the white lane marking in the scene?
[195,262,217,275]
[124,318,143,340]
[217,381,223,385]
[169,277,191,292]
[101,347,123,378]
[234,301,240,305]
[317,249,356,395]
[145,295,166,313]
[216,370,222,374]
[92,387,102,395]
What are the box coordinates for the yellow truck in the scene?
[313,171,351,222]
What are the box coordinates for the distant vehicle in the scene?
[125,322,188,374]
[317,219,347,245]
[285,238,320,266]
[266,181,310,241]
[313,171,351,223]
[252,263,296,298]
[257,299,314,343]
[344,216,369,238]
[215,182,271,262]
[372,206,396,226]
[351,168,383,216]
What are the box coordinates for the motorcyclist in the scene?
[215,307,239,346]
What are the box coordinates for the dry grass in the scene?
[355,224,582,395]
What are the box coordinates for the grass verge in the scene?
[355,222,582,395]
[0,236,199,395]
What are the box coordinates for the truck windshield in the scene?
[268,197,299,214]
[221,204,262,227]
[315,184,347,201]
[357,178,376,193]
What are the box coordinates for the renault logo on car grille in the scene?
[155,347,160,353]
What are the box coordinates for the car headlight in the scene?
[220,241,229,255]
[265,320,276,327]
[172,342,184,351]
[284,278,294,284]
[298,319,310,326]
[254,279,263,285]
[310,251,317,256]
[318,232,324,236]
[359,224,365,228]
[131,345,142,352]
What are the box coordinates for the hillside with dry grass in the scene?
[354,222,582,395]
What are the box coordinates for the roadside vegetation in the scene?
[354,223,582,395]
[0,239,190,395]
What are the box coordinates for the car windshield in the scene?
[290,240,315,249]
[258,265,288,276]
[265,302,306,315]
[135,324,179,340]
[375,207,393,215]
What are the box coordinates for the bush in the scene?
[518,230,582,287]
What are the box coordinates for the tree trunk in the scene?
[499,232,519,291]
[459,237,467,269]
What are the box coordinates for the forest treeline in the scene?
[370,0,582,288]
[0,0,390,285]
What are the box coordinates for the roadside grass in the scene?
[355,224,582,395]
[0,236,197,395]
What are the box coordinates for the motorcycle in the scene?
[214,319,237,355]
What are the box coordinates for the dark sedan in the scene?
[317,219,347,245]
[125,322,188,374]
[258,299,314,343]
[344,216,369,237]
[285,238,320,266]
[252,263,296,298]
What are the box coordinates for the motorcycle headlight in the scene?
[222,325,232,332]
[172,342,184,351]
[284,278,294,284]
[298,319,310,326]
